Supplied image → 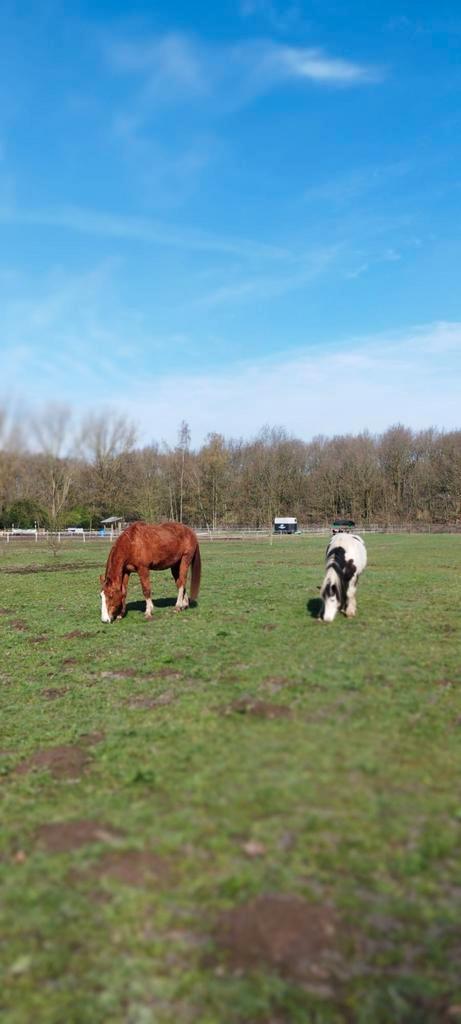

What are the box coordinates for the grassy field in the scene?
[1,533,460,1024]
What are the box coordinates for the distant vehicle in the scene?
[273,517,298,534]
[332,519,356,533]
[66,527,84,534]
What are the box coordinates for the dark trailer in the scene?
[273,517,298,535]
[332,519,356,533]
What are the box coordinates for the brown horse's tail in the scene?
[190,543,201,600]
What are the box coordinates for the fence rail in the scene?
[1,523,460,544]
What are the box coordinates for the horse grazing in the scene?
[319,532,367,622]
[100,521,201,623]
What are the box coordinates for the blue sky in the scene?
[1,0,460,445]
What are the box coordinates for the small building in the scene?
[273,516,298,535]
[100,516,124,535]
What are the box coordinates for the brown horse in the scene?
[100,521,201,623]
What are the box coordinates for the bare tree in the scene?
[78,411,137,521]
[32,403,76,528]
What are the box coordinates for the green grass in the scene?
[1,534,460,1023]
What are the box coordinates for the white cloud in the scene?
[119,321,461,443]
[104,31,382,115]
[0,204,290,261]
[7,319,457,444]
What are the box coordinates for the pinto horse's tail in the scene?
[190,543,201,601]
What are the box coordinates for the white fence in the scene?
[1,523,460,544]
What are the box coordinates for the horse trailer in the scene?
[273,517,298,534]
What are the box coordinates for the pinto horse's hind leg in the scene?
[172,556,190,610]
[138,566,154,619]
[344,575,358,617]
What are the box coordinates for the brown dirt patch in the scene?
[62,657,79,667]
[214,895,340,985]
[41,687,69,700]
[261,676,298,695]
[36,819,124,853]
[154,667,182,679]
[79,731,105,747]
[100,668,139,679]
[0,608,13,615]
[9,619,28,631]
[29,635,48,644]
[16,744,90,779]
[89,849,171,886]
[222,698,292,719]
[261,623,278,632]
[125,691,175,710]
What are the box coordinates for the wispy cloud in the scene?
[0,204,291,261]
[304,162,409,204]
[106,32,206,100]
[106,321,461,443]
[196,246,340,306]
[104,30,383,114]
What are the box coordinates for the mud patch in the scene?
[89,849,171,886]
[36,819,124,853]
[9,619,28,631]
[125,691,176,710]
[100,668,139,680]
[214,895,340,985]
[261,676,298,695]
[62,657,79,667]
[79,731,105,747]
[41,687,69,700]
[16,744,91,779]
[222,698,292,719]
[154,667,182,679]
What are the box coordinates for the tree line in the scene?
[1,405,460,529]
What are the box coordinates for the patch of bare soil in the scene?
[260,676,298,695]
[154,667,182,679]
[0,608,13,615]
[214,895,340,987]
[89,849,171,886]
[16,744,91,779]
[261,623,278,632]
[41,687,69,700]
[100,668,140,679]
[9,619,28,631]
[1,562,100,575]
[125,691,175,710]
[36,819,124,853]
[62,657,78,667]
[64,630,96,639]
[29,635,48,644]
[222,698,292,719]
[79,731,105,747]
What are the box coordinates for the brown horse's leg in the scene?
[138,566,154,619]
[117,571,130,619]
[174,555,191,610]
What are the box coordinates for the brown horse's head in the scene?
[100,575,124,623]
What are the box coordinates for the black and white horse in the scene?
[319,532,367,622]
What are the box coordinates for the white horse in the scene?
[319,532,367,622]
